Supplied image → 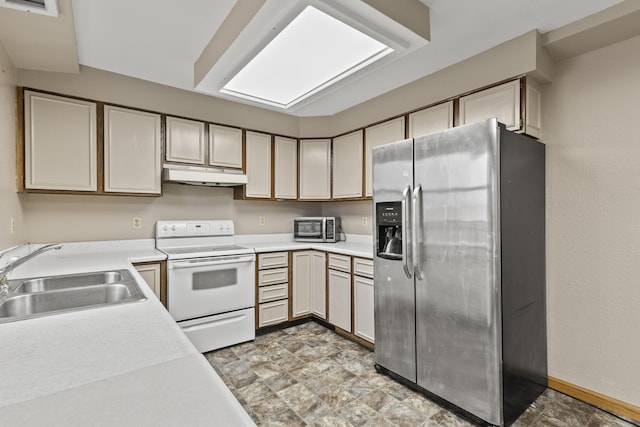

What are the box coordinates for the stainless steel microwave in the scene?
[294,217,341,243]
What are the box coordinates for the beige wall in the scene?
[0,42,22,248]
[322,201,373,236]
[542,34,640,406]
[22,184,320,242]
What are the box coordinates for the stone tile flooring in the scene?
[204,321,637,426]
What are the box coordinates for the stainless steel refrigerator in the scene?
[372,118,547,426]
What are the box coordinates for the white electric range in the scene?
[156,220,255,352]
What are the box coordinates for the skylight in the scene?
[220,6,393,109]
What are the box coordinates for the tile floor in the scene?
[204,321,637,427]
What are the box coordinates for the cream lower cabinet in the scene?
[353,257,374,343]
[332,130,363,199]
[134,262,162,304]
[165,116,205,165]
[408,101,454,138]
[328,254,352,332]
[257,252,289,328]
[364,117,405,197]
[104,106,162,194]
[299,139,331,200]
[274,136,297,199]
[245,131,272,198]
[292,251,326,319]
[24,90,97,191]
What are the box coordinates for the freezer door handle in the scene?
[402,185,413,279]
[413,185,424,281]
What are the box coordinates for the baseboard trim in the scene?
[548,376,640,422]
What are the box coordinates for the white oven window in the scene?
[193,269,237,290]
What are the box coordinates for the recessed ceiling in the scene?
[71,0,622,117]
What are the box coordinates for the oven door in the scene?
[168,254,255,322]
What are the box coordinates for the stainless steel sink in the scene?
[0,269,146,323]
[15,271,125,293]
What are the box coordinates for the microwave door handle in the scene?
[402,185,413,279]
[413,185,424,281]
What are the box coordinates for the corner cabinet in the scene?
[364,117,405,197]
[133,261,166,307]
[299,139,331,200]
[104,106,162,194]
[165,116,205,165]
[23,90,97,191]
[332,130,363,199]
[292,251,326,319]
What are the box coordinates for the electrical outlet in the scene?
[10,217,15,234]
[259,216,266,226]
[132,217,142,229]
[362,216,368,226]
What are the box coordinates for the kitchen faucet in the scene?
[0,243,63,296]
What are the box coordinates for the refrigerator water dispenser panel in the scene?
[376,202,403,260]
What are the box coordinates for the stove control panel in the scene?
[156,220,234,238]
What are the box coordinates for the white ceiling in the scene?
[71,0,622,117]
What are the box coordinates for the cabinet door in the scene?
[354,276,374,343]
[292,252,311,317]
[459,80,521,131]
[364,117,405,197]
[332,130,363,199]
[299,139,331,200]
[166,116,205,164]
[24,91,97,191]
[209,124,243,169]
[274,136,297,199]
[245,131,272,198]
[525,81,542,139]
[408,101,454,138]
[329,269,352,332]
[104,106,161,194]
[134,263,161,300]
[310,251,326,319]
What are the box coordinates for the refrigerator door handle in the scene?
[413,184,424,280]
[402,185,413,279]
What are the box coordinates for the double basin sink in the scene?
[0,269,147,323]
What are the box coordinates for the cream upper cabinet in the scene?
[165,116,205,165]
[408,101,454,138]
[459,80,521,131]
[332,130,363,199]
[364,117,405,197]
[245,131,272,198]
[274,136,297,199]
[292,251,326,319]
[104,106,162,194]
[525,80,542,139]
[299,139,331,200]
[24,91,97,191]
[209,124,243,169]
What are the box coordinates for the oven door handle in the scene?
[170,256,255,270]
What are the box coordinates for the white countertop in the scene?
[0,239,254,426]
[235,233,374,258]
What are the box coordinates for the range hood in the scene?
[163,164,247,187]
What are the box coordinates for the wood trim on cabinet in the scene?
[519,76,527,133]
[97,103,105,193]
[15,87,25,192]
[452,98,461,127]
[270,135,276,200]
[548,376,640,423]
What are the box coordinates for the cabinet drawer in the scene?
[258,252,288,269]
[258,283,289,303]
[258,300,288,328]
[328,254,351,273]
[258,268,288,287]
[353,257,374,278]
